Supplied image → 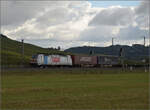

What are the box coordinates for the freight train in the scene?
[30,53,119,67]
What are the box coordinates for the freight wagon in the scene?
[71,55,97,67]
[30,53,72,67]
[97,55,119,66]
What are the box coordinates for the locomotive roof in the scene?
[35,53,67,56]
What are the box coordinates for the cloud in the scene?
[134,1,149,30]
[1,1,96,41]
[79,26,118,42]
[80,1,149,45]
[36,7,72,27]
[118,25,149,40]
[0,1,70,26]
[135,1,149,15]
[1,1,41,26]
[88,6,135,26]
[1,1,149,49]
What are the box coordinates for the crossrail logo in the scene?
[80,57,91,62]
[52,57,60,62]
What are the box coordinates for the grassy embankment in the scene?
[1,68,149,109]
[0,34,65,67]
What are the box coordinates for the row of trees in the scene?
[48,46,61,51]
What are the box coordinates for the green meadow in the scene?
[1,68,149,109]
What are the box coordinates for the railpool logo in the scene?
[52,57,60,62]
[80,57,91,62]
[104,58,111,62]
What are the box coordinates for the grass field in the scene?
[1,68,149,109]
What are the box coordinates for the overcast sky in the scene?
[1,0,149,49]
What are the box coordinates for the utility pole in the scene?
[21,39,24,66]
[112,38,114,55]
[144,36,145,46]
[112,38,114,46]
[119,47,124,71]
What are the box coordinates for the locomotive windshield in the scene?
[32,55,37,59]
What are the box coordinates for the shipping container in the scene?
[46,55,72,66]
[97,56,119,65]
[71,55,97,66]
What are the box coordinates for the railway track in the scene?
[1,66,148,72]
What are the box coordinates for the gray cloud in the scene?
[1,1,70,26]
[89,7,134,26]
[135,1,149,29]
[1,1,41,26]
[135,1,149,15]
[35,7,77,29]
[118,25,149,40]
[79,26,115,42]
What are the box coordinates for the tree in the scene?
[58,46,61,51]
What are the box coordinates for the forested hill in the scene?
[65,45,149,60]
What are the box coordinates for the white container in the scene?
[49,55,72,66]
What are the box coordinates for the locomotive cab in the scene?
[30,54,38,65]
[30,54,45,66]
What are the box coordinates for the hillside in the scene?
[65,45,149,61]
[0,34,64,66]
[1,34,149,66]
